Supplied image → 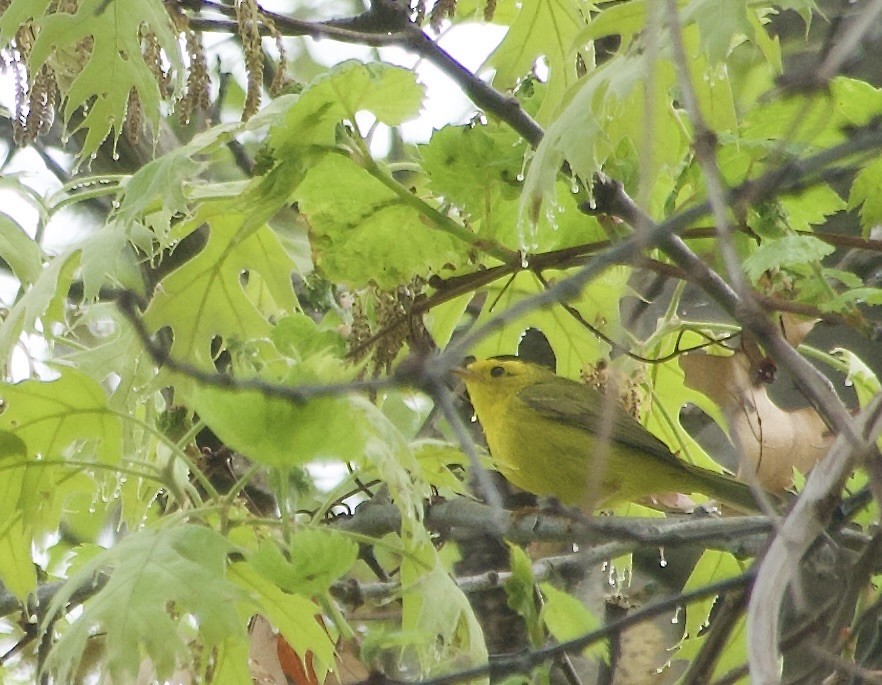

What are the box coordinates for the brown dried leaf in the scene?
[680,351,833,491]
[778,312,818,348]
[249,615,288,685]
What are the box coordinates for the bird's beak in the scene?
[452,366,476,380]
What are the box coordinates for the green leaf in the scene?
[470,268,631,379]
[0,213,42,286]
[0,520,37,601]
[779,184,845,231]
[143,200,298,367]
[271,313,346,360]
[682,549,744,641]
[0,367,122,464]
[524,52,682,214]
[400,532,488,673]
[42,526,244,683]
[77,221,144,300]
[832,348,881,408]
[540,583,605,661]
[849,156,882,235]
[578,0,656,46]
[421,123,608,251]
[0,0,53,46]
[118,153,203,227]
[250,527,358,596]
[745,77,882,153]
[230,561,337,678]
[682,0,752,64]
[420,123,526,228]
[190,385,370,469]
[483,0,584,120]
[294,154,463,288]
[0,251,78,364]
[27,0,183,162]
[268,60,425,157]
[412,440,471,495]
[742,234,834,282]
[505,542,539,632]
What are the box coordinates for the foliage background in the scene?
[1,0,882,683]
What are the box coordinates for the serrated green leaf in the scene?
[0,0,53,46]
[211,639,253,685]
[77,221,144,300]
[524,51,680,214]
[0,251,78,364]
[421,123,525,220]
[849,156,882,235]
[821,287,882,313]
[269,60,425,158]
[400,532,488,673]
[42,526,243,683]
[682,550,744,638]
[295,154,463,288]
[421,123,604,250]
[742,234,834,282]
[250,528,358,596]
[779,184,845,231]
[423,291,472,349]
[483,0,584,120]
[143,201,298,367]
[0,213,43,286]
[745,77,882,153]
[0,367,122,464]
[413,440,471,495]
[118,154,202,228]
[230,561,337,679]
[27,0,183,162]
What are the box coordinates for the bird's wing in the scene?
[517,379,686,467]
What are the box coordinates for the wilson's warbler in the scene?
[459,358,758,512]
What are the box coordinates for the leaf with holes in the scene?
[25,0,183,161]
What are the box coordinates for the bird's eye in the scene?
[490,366,506,378]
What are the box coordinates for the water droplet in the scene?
[845,379,854,387]
[659,547,667,568]
[671,606,681,624]
[520,253,529,269]
[516,173,525,182]
[571,181,580,194]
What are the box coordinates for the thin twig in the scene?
[357,570,755,685]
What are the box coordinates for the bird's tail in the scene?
[684,463,765,513]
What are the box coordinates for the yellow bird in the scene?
[458,358,758,512]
